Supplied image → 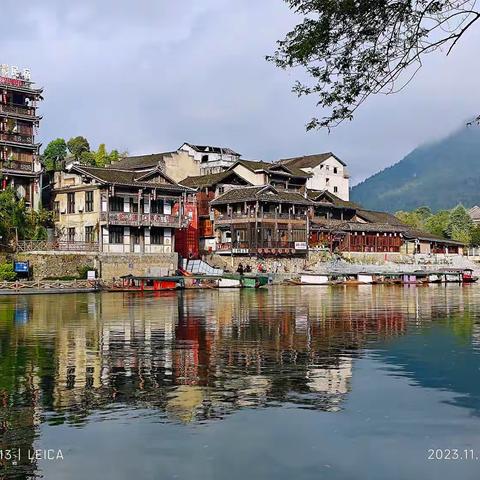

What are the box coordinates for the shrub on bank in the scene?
[0,263,16,281]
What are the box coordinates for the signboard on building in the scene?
[294,242,308,250]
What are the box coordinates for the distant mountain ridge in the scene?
[351,126,480,212]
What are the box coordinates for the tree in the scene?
[0,189,53,244]
[269,1,480,129]
[67,136,90,161]
[424,210,450,238]
[471,225,480,246]
[446,204,474,243]
[94,144,109,167]
[395,206,431,229]
[42,138,67,172]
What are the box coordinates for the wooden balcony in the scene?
[100,211,181,228]
[0,131,34,146]
[0,103,37,118]
[215,212,307,224]
[0,160,34,172]
[217,241,305,255]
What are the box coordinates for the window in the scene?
[151,199,164,214]
[85,226,94,243]
[109,226,124,244]
[326,178,330,185]
[68,227,75,242]
[151,227,164,245]
[292,229,306,242]
[333,167,338,174]
[109,197,124,212]
[67,192,75,214]
[85,191,94,212]
[333,186,338,193]
[201,154,209,163]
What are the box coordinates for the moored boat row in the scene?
[296,269,478,286]
[108,273,270,292]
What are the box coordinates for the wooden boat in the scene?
[462,269,479,283]
[241,275,269,288]
[219,278,242,288]
[300,274,330,285]
[357,273,375,284]
[111,275,180,292]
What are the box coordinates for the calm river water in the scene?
[1,285,480,479]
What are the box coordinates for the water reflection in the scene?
[1,285,480,478]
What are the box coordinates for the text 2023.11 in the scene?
[427,449,479,461]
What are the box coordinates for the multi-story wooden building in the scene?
[210,185,311,256]
[0,65,42,209]
[52,164,192,253]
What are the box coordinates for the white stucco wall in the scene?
[303,156,350,200]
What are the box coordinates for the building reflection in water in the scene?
[0,284,478,455]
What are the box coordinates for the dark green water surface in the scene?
[1,285,480,479]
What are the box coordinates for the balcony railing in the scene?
[217,241,303,254]
[16,240,99,252]
[100,211,181,228]
[0,103,36,117]
[0,132,34,145]
[0,160,33,172]
[216,212,307,222]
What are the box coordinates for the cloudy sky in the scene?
[2,0,479,183]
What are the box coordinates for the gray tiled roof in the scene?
[211,186,312,206]
[277,152,345,168]
[71,166,190,192]
[108,152,174,170]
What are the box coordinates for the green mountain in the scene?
[351,125,480,212]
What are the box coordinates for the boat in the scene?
[299,274,330,285]
[241,275,269,288]
[111,275,181,292]
[219,277,242,288]
[462,269,479,283]
[357,273,376,284]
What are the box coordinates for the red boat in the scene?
[462,269,479,283]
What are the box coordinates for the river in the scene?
[1,285,480,479]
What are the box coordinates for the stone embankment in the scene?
[12,252,178,280]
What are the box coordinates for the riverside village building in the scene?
[0,64,42,209]
[0,66,462,263]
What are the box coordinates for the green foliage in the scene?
[424,211,450,238]
[43,138,68,172]
[77,265,96,279]
[471,226,480,247]
[269,1,479,129]
[446,205,474,244]
[0,189,54,244]
[0,263,16,281]
[395,203,478,246]
[351,126,480,212]
[67,136,90,161]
